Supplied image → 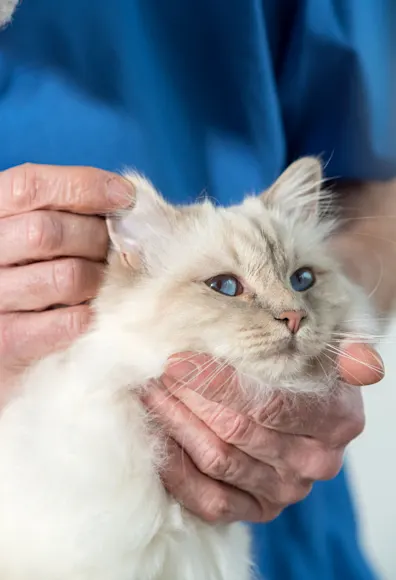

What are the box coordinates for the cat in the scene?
[0,157,375,580]
[0,0,18,27]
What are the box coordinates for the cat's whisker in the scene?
[343,317,391,322]
[324,344,383,374]
[330,331,388,337]
[144,357,221,416]
[320,350,357,382]
[330,341,390,345]
[320,351,338,371]
[367,250,384,301]
[338,215,396,230]
[316,356,330,380]
[331,329,392,337]
[330,339,395,346]
[320,349,368,388]
[329,334,386,343]
[193,361,234,400]
[347,230,396,248]
[149,354,238,419]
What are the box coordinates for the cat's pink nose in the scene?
[277,310,307,334]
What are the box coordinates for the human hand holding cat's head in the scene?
[0,163,134,388]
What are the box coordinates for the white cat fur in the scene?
[0,158,375,579]
[0,0,18,26]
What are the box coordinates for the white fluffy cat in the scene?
[0,158,374,580]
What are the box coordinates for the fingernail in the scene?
[366,346,385,379]
[341,342,385,384]
[166,358,200,383]
[107,176,135,208]
[351,342,384,369]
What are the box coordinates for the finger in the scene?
[151,384,337,491]
[164,353,244,410]
[144,383,290,503]
[164,354,324,436]
[164,353,365,443]
[338,343,384,386]
[0,211,109,266]
[161,438,271,523]
[150,379,283,465]
[164,378,360,466]
[0,259,104,312]
[0,305,92,367]
[161,380,272,459]
[241,382,364,442]
[0,164,134,218]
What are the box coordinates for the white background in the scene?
[348,319,396,579]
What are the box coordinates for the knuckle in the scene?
[220,412,253,444]
[265,507,283,523]
[200,488,233,523]
[200,443,236,481]
[26,212,62,255]
[258,504,283,523]
[329,413,366,448]
[67,169,103,209]
[342,412,366,442]
[276,483,312,505]
[258,392,288,426]
[52,259,83,300]
[7,163,39,212]
[0,316,13,359]
[301,448,343,481]
[63,308,90,342]
[327,388,365,447]
[317,458,343,481]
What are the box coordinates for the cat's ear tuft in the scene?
[261,157,323,219]
[106,172,174,269]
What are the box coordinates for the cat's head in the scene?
[99,157,372,389]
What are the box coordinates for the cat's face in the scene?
[102,158,371,387]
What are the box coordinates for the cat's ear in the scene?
[106,172,174,269]
[261,157,323,219]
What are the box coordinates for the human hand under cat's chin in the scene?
[0,163,133,388]
[143,344,384,524]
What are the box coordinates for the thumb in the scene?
[338,343,384,386]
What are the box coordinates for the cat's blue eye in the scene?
[205,275,244,297]
[290,267,315,292]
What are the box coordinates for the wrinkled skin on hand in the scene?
[0,163,132,385]
[144,341,383,523]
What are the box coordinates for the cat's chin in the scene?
[237,352,337,396]
[234,338,340,392]
[235,352,313,386]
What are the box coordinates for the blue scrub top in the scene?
[1,1,395,578]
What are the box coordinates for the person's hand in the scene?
[144,344,384,523]
[0,163,132,387]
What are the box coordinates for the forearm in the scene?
[332,179,396,315]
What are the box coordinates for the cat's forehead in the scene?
[172,198,291,276]
[170,195,332,280]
